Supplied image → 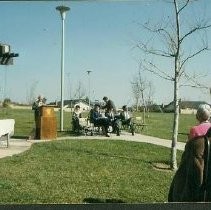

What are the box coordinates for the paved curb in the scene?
[0,139,33,159]
[0,132,186,159]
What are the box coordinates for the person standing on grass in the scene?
[102,96,116,114]
[32,95,46,139]
[169,104,211,202]
[188,104,211,140]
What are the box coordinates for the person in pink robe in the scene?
[188,104,211,140]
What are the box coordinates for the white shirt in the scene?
[123,111,130,120]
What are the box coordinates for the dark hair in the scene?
[122,105,127,110]
[94,104,100,107]
[103,96,108,100]
[75,105,80,109]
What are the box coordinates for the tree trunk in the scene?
[170,0,180,171]
[171,75,179,170]
[135,98,139,111]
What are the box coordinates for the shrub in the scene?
[2,98,11,108]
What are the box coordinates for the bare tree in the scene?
[74,81,86,100]
[27,80,38,105]
[131,72,142,111]
[145,81,155,115]
[131,70,154,118]
[136,0,211,169]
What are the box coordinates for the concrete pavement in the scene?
[57,132,186,151]
[0,132,186,159]
[0,138,33,159]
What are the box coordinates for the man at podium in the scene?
[32,95,46,139]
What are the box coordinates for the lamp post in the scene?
[56,5,70,131]
[86,70,92,110]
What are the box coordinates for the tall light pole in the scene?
[56,5,70,131]
[86,70,92,110]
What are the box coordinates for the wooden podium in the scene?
[37,106,57,140]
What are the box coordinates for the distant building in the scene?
[73,101,89,111]
[163,100,210,113]
[48,99,90,111]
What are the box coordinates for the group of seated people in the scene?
[90,104,121,137]
[72,98,211,138]
[71,103,134,137]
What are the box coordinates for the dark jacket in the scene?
[102,99,116,113]
[168,134,211,202]
[89,109,102,124]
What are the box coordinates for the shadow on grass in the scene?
[59,146,144,162]
[83,197,125,203]
[12,135,28,139]
[57,130,83,137]
[150,160,172,171]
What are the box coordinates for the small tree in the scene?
[131,70,154,120]
[131,71,142,111]
[26,81,38,105]
[136,0,211,169]
[73,81,86,100]
[3,98,11,108]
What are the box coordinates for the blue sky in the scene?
[0,0,211,107]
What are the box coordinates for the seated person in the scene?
[188,104,211,140]
[90,104,110,137]
[105,108,121,136]
[120,105,134,135]
[72,105,82,133]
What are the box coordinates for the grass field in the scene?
[0,108,196,142]
[0,108,189,203]
[0,139,182,204]
[140,112,196,142]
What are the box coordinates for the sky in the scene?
[0,0,211,108]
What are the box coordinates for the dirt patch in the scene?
[152,162,172,172]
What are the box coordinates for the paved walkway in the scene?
[0,132,186,159]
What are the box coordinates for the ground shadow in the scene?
[150,160,172,171]
[83,197,125,203]
[11,135,28,139]
[67,146,145,162]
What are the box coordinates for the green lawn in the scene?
[0,139,181,204]
[139,112,196,142]
[0,108,188,203]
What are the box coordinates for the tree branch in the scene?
[137,42,174,58]
[180,46,208,69]
[142,60,174,81]
[180,72,209,89]
[180,23,211,44]
[178,0,190,14]
[142,23,177,57]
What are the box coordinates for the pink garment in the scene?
[189,122,211,140]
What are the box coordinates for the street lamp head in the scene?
[56,6,70,20]
[87,70,92,75]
